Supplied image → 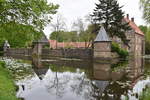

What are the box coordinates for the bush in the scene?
[145,41,150,54]
[64,45,73,49]
[111,42,129,59]
[0,51,3,56]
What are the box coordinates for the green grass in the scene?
[0,61,19,100]
[140,87,150,100]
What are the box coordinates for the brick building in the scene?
[49,14,145,57]
[112,14,145,56]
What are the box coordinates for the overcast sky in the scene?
[44,0,145,37]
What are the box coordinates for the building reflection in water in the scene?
[92,62,127,81]
[32,56,49,80]
[91,57,145,100]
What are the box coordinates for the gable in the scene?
[123,18,144,36]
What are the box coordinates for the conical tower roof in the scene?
[94,27,111,42]
[33,33,49,44]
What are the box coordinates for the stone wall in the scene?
[125,30,135,55]
[42,48,93,59]
[134,33,145,56]
[94,42,111,59]
[112,30,145,56]
[5,48,93,59]
[6,48,32,56]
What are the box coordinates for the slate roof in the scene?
[94,26,111,42]
[33,68,49,80]
[33,34,49,44]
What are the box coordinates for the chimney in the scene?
[131,17,134,22]
[127,14,129,19]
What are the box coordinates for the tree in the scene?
[72,18,85,33]
[50,31,78,42]
[91,0,131,45]
[140,0,150,23]
[139,25,148,34]
[76,24,97,48]
[71,18,98,48]
[71,18,87,43]
[139,25,150,54]
[0,0,58,31]
[145,27,150,54]
[50,14,66,48]
[0,0,58,48]
[85,15,100,36]
[0,22,42,48]
[139,25,150,42]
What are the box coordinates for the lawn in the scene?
[0,61,19,100]
[140,87,150,100]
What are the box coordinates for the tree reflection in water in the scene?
[45,66,70,98]
[2,56,150,100]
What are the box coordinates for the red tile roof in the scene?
[49,40,91,49]
[123,18,144,36]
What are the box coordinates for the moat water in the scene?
[1,57,150,100]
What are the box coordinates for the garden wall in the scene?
[42,49,93,59]
[5,48,93,59]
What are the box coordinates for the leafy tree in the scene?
[79,24,97,47]
[146,27,150,42]
[85,14,101,35]
[0,22,42,48]
[67,31,78,42]
[139,25,148,34]
[50,31,78,42]
[91,0,131,45]
[71,18,95,46]
[140,0,150,23]
[0,0,58,48]
[139,25,150,41]
[50,14,66,48]
[139,25,150,54]
[0,0,58,31]
[50,31,65,42]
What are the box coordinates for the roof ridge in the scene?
[124,18,144,35]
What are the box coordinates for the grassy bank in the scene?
[0,61,19,100]
[140,87,150,100]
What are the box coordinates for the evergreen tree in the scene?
[91,0,131,45]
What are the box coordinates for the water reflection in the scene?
[32,56,48,80]
[92,61,127,81]
[92,58,146,100]
[3,56,150,100]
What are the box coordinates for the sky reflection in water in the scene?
[2,57,150,100]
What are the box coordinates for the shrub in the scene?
[43,44,50,48]
[145,41,150,54]
[64,45,73,49]
[111,42,129,59]
[0,51,3,56]
[111,42,120,52]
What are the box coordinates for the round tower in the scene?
[94,27,111,59]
